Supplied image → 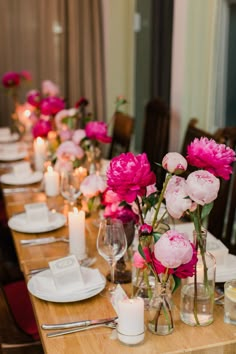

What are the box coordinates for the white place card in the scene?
[24,202,49,224]
[110,284,128,314]
[49,255,84,290]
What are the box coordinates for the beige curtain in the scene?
[0,0,105,126]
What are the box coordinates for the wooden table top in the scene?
[2,185,236,354]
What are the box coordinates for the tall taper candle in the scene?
[68,208,86,260]
[33,137,46,171]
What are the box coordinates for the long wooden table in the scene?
[2,186,236,354]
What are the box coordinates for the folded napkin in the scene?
[33,267,105,296]
[216,254,236,283]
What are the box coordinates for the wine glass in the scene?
[97,219,127,294]
[60,168,85,208]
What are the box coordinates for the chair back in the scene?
[142,98,170,190]
[108,112,134,159]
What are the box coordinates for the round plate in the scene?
[1,171,43,185]
[0,151,27,161]
[27,268,106,302]
[8,211,66,233]
[0,133,19,143]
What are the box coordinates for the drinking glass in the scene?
[97,219,127,294]
[60,168,85,207]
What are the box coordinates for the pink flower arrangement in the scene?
[40,97,65,116]
[85,121,112,143]
[2,70,32,107]
[32,118,53,138]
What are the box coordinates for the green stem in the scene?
[135,197,144,225]
[152,173,172,228]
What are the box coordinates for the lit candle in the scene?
[68,208,86,260]
[44,166,59,197]
[33,137,47,171]
[117,297,145,345]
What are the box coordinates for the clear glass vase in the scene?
[180,229,216,326]
[132,267,156,309]
[148,280,174,335]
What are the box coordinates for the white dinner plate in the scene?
[27,267,106,302]
[1,171,43,185]
[0,133,19,143]
[8,211,66,233]
[0,150,27,161]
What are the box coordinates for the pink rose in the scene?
[154,230,193,268]
[162,152,187,174]
[32,119,52,138]
[42,80,59,97]
[80,174,106,198]
[2,71,21,88]
[27,90,41,108]
[85,121,112,143]
[133,248,151,269]
[187,137,236,180]
[72,129,86,145]
[185,170,220,205]
[165,176,193,218]
[40,97,65,116]
[56,141,84,161]
[107,152,156,203]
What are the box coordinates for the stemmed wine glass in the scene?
[60,168,86,208]
[96,219,127,294]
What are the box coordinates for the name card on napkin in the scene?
[24,202,49,224]
[49,255,84,290]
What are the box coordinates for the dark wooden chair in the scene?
[142,97,170,190]
[108,111,134,159]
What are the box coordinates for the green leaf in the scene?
[138,244,145,259]
[153,232,161,243]
[172,275,181,293]
[201,202,214,220]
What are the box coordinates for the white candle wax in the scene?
[68,208,86,260]
[44,166,59,197]
[34,137,47,171]
[117,297,145,345]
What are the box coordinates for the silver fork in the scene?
[20,236,69,246]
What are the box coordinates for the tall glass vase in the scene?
[148,280,174,335]
[180,229,216,326]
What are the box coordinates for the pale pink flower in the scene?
[54,159,73,173]
[59,129,73,142]
[107,152,156,203]
[187,137,236,180]
[185,170,220,205]
[80,174,106,198]
[72,129,86,145]
[154,230,193,268]
[56,141,84,161]
[42,80,59,97]
[146,183,157,196]
[165,176,193,218]
[162,152,187,174]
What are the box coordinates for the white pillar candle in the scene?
[117,297,145,345]
[44,166,59,197]
[68,208,86,260]
[34,137,47,171]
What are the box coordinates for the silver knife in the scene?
[20,236,69,246]
[46,322,117,338]
[41,316,118,330]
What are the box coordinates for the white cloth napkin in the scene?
[215,254,236,283]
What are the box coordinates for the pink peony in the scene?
[85,121,112,143]
[72,129,86,145]
[107,152,156,203]
[2,71,21,88]
[56,141,84,161]
[173,244,197,278]
[162,152,188,174]
[133,248,152,269]
[80,174,106,198]
[187,137,236,180]
[59,129,73,142]
[20,70,32,81]
[165,176,193,218]
[42,80,59,97]
[185,170,220,205]
[27,90,41,108]
[32,119,52,138]
[154,230,193,269]
[40,96,65,116]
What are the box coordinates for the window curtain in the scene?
[0,0,106,126]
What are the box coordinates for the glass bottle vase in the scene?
[180,229,216,326]
[148,280,174,335]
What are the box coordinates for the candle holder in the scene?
[117,330,145,346]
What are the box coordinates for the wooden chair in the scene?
[142,97,170,190]
[108,111,134,159]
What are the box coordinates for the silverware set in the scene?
[41,316,118,338]
[20,236,69,246]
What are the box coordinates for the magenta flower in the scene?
[32,119,52,138]
[20,70,32,81]
[75,97,89,108]
[27,90,41,108]
[139,223,153,235]
[2,71,21,88]
[162,152,187,174]
[107,152,156,203]
[187,137,236,180]
[85,121,112,143]
[173,244,197,278]
[154,230,193,269]
[40,96,65,116]
[185,170,220,206]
